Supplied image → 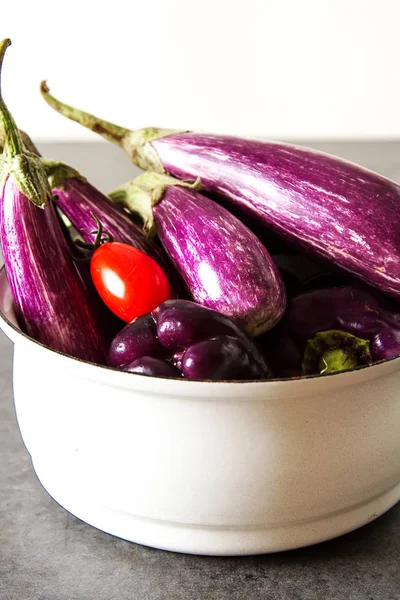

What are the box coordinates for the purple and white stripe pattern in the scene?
[1,176,106,363]
[53,177,173,275]
[153,134,400,299]
[153,186,286,335]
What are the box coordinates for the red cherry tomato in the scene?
[90,242,172,322]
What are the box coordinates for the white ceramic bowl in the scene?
[0,267,399,556]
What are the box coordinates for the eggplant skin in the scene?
[53,178,170,269]
[53,177,180,292]
[153,134,400,299]
[1,177,107,364]
[153,186,286,336]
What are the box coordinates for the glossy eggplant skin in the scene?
[124,356,182,377]
[108,299,272,380]
[260,285,400,377]
[371,328,400,361]
[108,313,160,368]
[155,298,247,349]
[181,335,260,380]
[0,177,107,363]
[152,134,400,300]
[39,89,400,298]
[153,186,286,336]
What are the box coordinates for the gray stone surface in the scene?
[1,142,400,600]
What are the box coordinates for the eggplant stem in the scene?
[0,128,40,155]
[0,39,24,158]
[40,81,129,147]
[39,82,186,171]
[0,39,52,208]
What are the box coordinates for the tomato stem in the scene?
[70,213,113,262]
[90,212,114,248]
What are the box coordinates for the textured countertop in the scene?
[1,141,399,600]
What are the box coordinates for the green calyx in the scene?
[109,183,158,238]
[40,82,187,172]
[1,153,53,209]
[124,128,186,173]
[40,158,86,190]
[0,127,85,190]
[109,172,201,238]
[0,39,52,208]
[302,330,372,376]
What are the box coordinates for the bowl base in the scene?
[32,458,400,556]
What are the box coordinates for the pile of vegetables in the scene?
[2,37,400,381]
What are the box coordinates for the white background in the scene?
[2,0,400,141]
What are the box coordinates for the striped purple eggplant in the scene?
[109,174,286,335]
[41,85,400,300]
[0,39,106,363]
[46,169,176,281]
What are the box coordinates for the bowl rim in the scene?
[1,266,399,389]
